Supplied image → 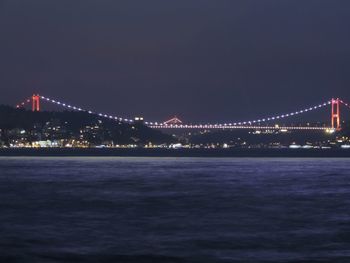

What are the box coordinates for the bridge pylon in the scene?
[32,94,40,112]
[331,98,340,130]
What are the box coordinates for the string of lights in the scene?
[16,97,32,108]
[15,95,336,128]
[168,100,332,127]
[39,95,135,123]
[340,99,350,110]
[149,124,329,130]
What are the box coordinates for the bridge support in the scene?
[32,94,40,112]
[331,98,340,130]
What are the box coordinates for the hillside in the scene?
[0,105,175,146]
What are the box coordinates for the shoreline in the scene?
[0,148,350,157]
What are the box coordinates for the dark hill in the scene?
[0,105,175,146]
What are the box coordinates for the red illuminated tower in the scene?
[331,98,340,130]
[32,94,40,112]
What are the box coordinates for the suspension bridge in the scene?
[15,94,350,132]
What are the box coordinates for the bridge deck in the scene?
[149,125,333,131]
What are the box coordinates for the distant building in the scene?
[134,117,144,124]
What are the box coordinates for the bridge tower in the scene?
[32,94,40,112]
[331,98,340,130]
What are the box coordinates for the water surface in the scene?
[0,157,350,262]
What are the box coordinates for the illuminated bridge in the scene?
[16,94,350,132]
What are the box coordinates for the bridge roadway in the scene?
[149,124,333,131]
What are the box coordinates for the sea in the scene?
[0,157,350,262]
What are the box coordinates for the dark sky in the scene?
[1,0,350,123]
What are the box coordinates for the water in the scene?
[0,157,350,262]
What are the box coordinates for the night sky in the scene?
[1,1,350,123]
